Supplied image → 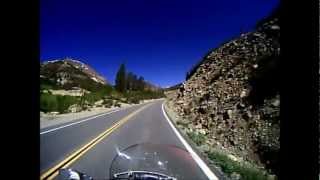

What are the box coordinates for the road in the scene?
[40,99,220,180]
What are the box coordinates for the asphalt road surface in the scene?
[40,99,220,180]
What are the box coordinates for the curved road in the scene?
[40,99,220,180]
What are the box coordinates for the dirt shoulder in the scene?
[40,98,162,129]
[164,99,275,180]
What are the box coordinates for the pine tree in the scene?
[138,76,145,91]
[115,63,127,93]
[132,74,138,91]
[126,72,134,91]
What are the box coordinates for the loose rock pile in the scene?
[167,14,280,175]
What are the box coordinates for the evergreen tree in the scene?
[132,74,138,91]
[115,63,127,93]
[126,72,134,91]
[138,76,145,91]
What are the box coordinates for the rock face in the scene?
[166,10,279,175]
[48,88,90,96]
[40,58,109,91]
[63,58,108,85]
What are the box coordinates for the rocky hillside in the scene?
[40,58,108,91]
[166,9,279,176]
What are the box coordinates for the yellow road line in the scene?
[40,120,121,179]
[40,103,151,180]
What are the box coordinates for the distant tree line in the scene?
[40,63,164,114]
[115,63,157,93]
[126,72,145,91]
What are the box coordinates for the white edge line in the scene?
[40,101,157,135]
[161,102,218,180]
[40,109,121,135]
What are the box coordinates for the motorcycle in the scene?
[57,143,211,180]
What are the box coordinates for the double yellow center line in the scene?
[40,103,151,180]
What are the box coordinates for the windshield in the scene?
[110,143,208,180]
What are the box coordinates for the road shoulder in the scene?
[163,100,227,180]
[40,99,162,130]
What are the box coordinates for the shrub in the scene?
[109,90,123,100]
[56,95,79,113]
[40,93,58,113]
[40,77,60,90]
[82,86,115,104]
[102,99,113,108]
[207,151,271,180]
[176,120,189,128]
[124,90,164,102]
[82,106,88,111]
[128,96,140,104]
[186,131,206,146]
[40,93,79,113]
[114,101,121,107]
[120,98,128,103]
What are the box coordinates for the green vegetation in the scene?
[185,130,272,179]
[82,85,113,104]
[125,90,164,101]
[40,84,114,113]
[115,63,127,93]
[186,131,206,146]
[40,93,79,113]
[114,63,165,101]
[207,151,272,180]
[176,120,189,128]
[40,93,58,112]
[115,64,150,93]
[40,62,164,114]
[40,77,60,90]
[114,101,121,107]
[102,99,113,108]
[56,95,79,113]
[126,96,140,104]
[77,80,112,92]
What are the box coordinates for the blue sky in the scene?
[41,0,279,87]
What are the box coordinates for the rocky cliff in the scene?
[166,9,279,176]
[40,58,109,91]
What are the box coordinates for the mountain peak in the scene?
[40,58,109,91]
[42,58,108,85]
